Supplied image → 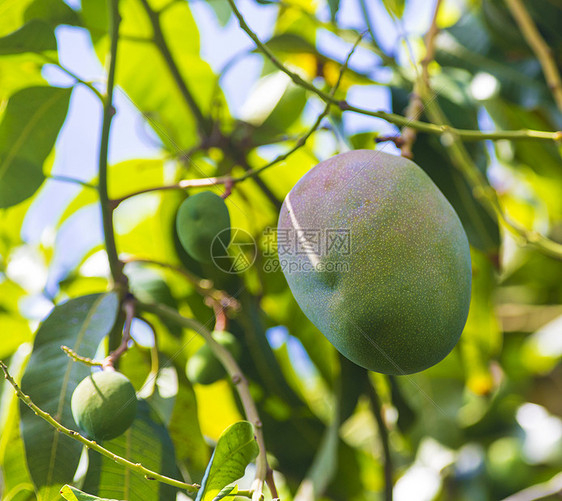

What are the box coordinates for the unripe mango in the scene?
[186,330,241,385]
[176,191,231,263]
[71,371,137,441]
[278,150,471,375]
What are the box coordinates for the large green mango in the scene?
[277,150,472,375]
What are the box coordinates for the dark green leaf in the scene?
[168,372,210,480]
[20,293,119,499]
[0,20,56,55]
[195,421,259,501]
[0,86,72,208]
[327,0,340,22]
[127,265,181,336]
[82,400,178,501]
[24,0,81,27]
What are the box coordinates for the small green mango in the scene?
[176,191,231,263]
[186,330,241,385]
[277,150,472,375]
[71,371,137,441]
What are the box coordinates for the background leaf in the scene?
[0,86,72,208]
[0,20,56,55]
[82,400,178,501]
[20,293,119,500]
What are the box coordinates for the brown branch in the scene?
[400,0,443,158]
[104,297,135,369]
[135,301,275,501]
[505,0,562,112]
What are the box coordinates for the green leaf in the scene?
[167,372,210,480]
[0,20,56,55]
[82,400,178,501]
[0,280,32,359]
[20,293,119,500]
[0,86,72,208]
[60,485,122,501]
[460,248,502,395]
[195,421,259,501]
[295,357,366,499]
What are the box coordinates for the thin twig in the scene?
[41,55,105,102]
[236,30,365,183]
[367,379,393,501]
[99,0,127,289]
[104,297,135,368]
[46,174,98,190]
[122,257,240,312]
[60,346,103,367]
[400,0,443,158]
[505,0,562,112]
[0,361,200,494]
[225,0,561,143]
[135,301,275,501]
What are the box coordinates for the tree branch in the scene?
[138,0,212,137]
[0,361,199,494]
[99,0,126,289]
[123,257,240,312]
[135,301,275,501]
[505,0,562,112]
[367,378,393,501]
[225,0,561,143]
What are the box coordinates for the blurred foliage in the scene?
[1,0,562,500]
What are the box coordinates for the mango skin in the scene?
[176,191,231,263]
[278,150,472,375]
[71,371,137,441]
[186,330,241,385]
